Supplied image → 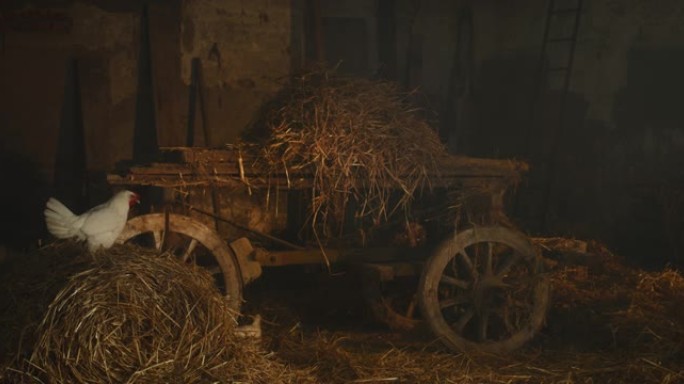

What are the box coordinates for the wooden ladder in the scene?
[519,0,584,232]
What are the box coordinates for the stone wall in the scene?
[179,0,292,146]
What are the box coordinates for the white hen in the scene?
[44,190,140,252]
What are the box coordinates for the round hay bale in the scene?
[11,244,315,383]
[26,245,239,382]
[0,242,93,364]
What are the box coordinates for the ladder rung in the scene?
[547,37,575,43]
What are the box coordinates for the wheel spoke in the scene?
[440,274,470,289]
[477,311,490,341]
[458,249,478,279]
[181,238,199,263]
[484,242,494,276]
[153,231,163,251]
[406,296,417,318]
[488,277,511,288]
[493,305,517,333]
[496,251,520,277]
[453,308,475,333]
[439,293,470,309]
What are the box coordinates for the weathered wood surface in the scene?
[108,146,527,189]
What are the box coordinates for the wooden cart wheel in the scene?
[116,213,243,311]
[361,269,421,331]
[418,226,550,354]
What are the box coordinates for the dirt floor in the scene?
[1,240,683,383]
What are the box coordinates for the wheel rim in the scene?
[117,213,243,311]
[363,274,421,331]
[419,226,550,354]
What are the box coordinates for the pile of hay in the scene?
[250,241,684,383]
[0,242,92,364]
[3,243,315,384]
[240,70,448,240]
[4,239,684,383]
[610,269,684,356]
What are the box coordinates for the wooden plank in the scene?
[107,173,314,189]
[109,146,527,190]
[159,146,238,163]
[110,165,515,190]
[253,246,415,267]
[253,248,339,266]
[128,162,196,174]
[160,147,527,174]
[111,170,509,187]
[359,261,423,281]
[121,159,524,178]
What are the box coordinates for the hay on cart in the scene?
[238,70,452,241]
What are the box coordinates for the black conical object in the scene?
[133,4,159,162]
[54,58,88,211]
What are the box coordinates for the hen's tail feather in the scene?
[44,198,81,239]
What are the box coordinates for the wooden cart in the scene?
[108,147,550,354]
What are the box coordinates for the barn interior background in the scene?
[2,0,683,268]
[2,0,684,383]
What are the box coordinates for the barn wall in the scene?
[2,0,684,266]
[0,0,293,249]
[409,0,684,266]
[0,2,139,178]
[179,0,292,146]
[1,0,292,173]
[0,2,143,249]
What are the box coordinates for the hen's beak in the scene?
[130,192,141,205]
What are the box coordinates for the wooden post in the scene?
[186,58,199,147]
[186,57,210,147]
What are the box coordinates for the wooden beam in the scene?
[253,246,423,267]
